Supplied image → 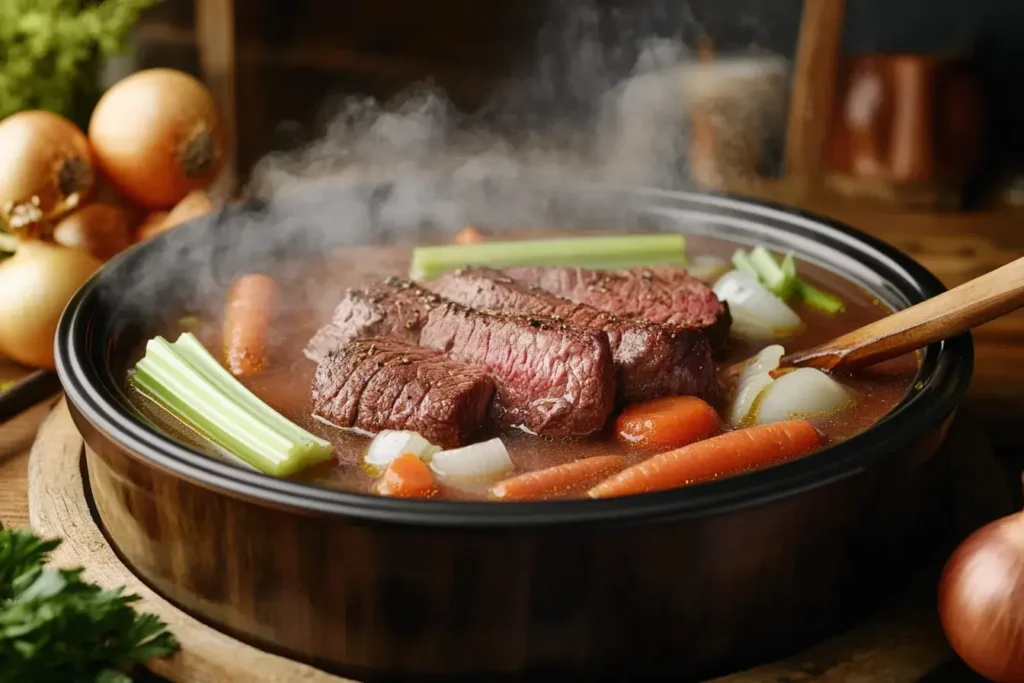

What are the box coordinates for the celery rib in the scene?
[409,235,686,280]
[131,333,332,477]
[797,281,846,314]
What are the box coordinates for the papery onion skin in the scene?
[89,69,225,209]
[0,111,95,235]
[939,513,1024,683]
[53,203,134,262]
[0,240,101,369]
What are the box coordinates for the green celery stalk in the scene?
[797,281,846,314]
[732,249,759,277]
[131,335,332,477]
[748,246,798,300]
[409,234,686,280]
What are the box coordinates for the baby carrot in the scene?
[615,395,721,451]
[453,225,485,244]
[375,453,437,498]
[589,419,823,499]
[489,455,626,501]
[223,273,279,377]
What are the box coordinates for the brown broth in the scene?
[125,237,918,500]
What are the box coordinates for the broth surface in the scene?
[125,234,918,500]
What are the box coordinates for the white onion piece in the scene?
[755,368,853,425]
[364,430,439,471]
[686,255,730,284]
[429,438,514,484]
[712,270,804,340]
[729,344,784,426]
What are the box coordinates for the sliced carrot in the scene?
[453,225,485,244]
[589,419,823,499]
[616,395,720,451]
[375,453,437,498]
[489,455,627,501]
[223,273,279,376]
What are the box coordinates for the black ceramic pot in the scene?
[55,180,972,681]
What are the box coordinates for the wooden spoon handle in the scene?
[782,255,1024,373]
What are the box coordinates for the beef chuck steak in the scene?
[504,266,731,347]
[311,338,494,448]
[304,279,435,363]
[430,267,715,402]
[307,277,616,437]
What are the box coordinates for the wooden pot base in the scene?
[24,400,1011,682]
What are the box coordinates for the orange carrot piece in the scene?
[616,395,721,451]
[453,225,485,244]
[589,419,823,499]
[489,455,627,501]
[375,453,437,498]
[223,273,280,376]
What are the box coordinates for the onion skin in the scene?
[0,111,95,235]
[53,203,134,261]
[0,241,101,369]
[939,513,1024,683]
[89,68,225,209]
[135,190,213,243]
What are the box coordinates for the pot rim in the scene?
[55,185,974,528]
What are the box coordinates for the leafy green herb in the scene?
[0,527,179,683]
[0,0,161,125]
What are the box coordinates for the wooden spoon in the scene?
[725,254,1024,380]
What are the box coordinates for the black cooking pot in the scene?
[55,179,972,681]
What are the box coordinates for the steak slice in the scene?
[304,279,434,362]
[504,266,731,347]
[419,299,615,437]
[430,267,715,403]
[307,277,616,437]
[311,338,494,448]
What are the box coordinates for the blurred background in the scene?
[103,0,1024,205]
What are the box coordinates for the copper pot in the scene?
[827,53,983,196]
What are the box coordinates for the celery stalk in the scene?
[172,333,328,448]
[409,235,686,280]
[732,249,759,278]
[797,281,846,314]
[131,335,332,477]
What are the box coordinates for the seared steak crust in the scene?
[504,266,731,347]
[431,267,715,402]
[311,338,494,448]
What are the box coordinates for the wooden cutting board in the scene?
[0,399,1002,682]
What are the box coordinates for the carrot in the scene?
[489,455,626,501]
[375,453,437,498]
[222,273,279,376]
[616,395,721,451]
[453,225,485,244]
[589,419,823,499]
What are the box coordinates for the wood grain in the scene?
[27,400,351,683]
[5,401,1008,682]
[783,0,846,181]
[783,255,1024,372]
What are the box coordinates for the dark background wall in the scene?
[134,0,1024,178]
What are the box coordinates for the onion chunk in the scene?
[429,438,514,485]
[364,430,439,472]
[712,270,804,341]
[755,368,853,425]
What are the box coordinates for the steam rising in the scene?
[113,2,788,328]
